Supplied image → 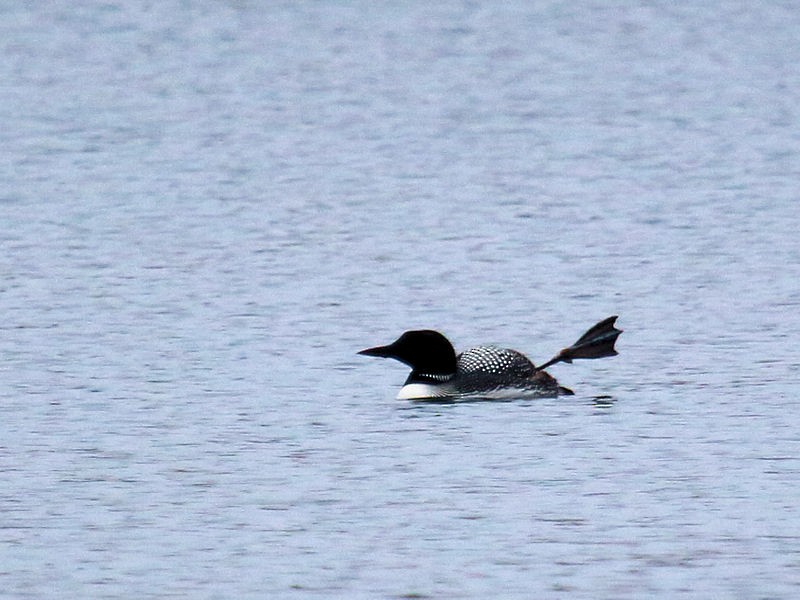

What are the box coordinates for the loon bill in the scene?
[358,316,622,400]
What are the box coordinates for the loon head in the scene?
[358,330,457,382]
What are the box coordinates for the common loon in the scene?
[359,316,622,400]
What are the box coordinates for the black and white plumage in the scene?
[453,346,560,397]
[358,317,622,400]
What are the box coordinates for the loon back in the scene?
[457,346,536,378]
[454,345,566,397]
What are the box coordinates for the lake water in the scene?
[2,2,800,598]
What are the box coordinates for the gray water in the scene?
[2,2,800,598]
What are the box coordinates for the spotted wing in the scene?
[456,346,536,378]
[455,346,564,397]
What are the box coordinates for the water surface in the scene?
[2,2,799,598]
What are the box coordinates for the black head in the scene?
[358,330,458,379]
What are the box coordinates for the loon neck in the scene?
[406,371,456,385]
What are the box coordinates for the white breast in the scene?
[396,382,455,400]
